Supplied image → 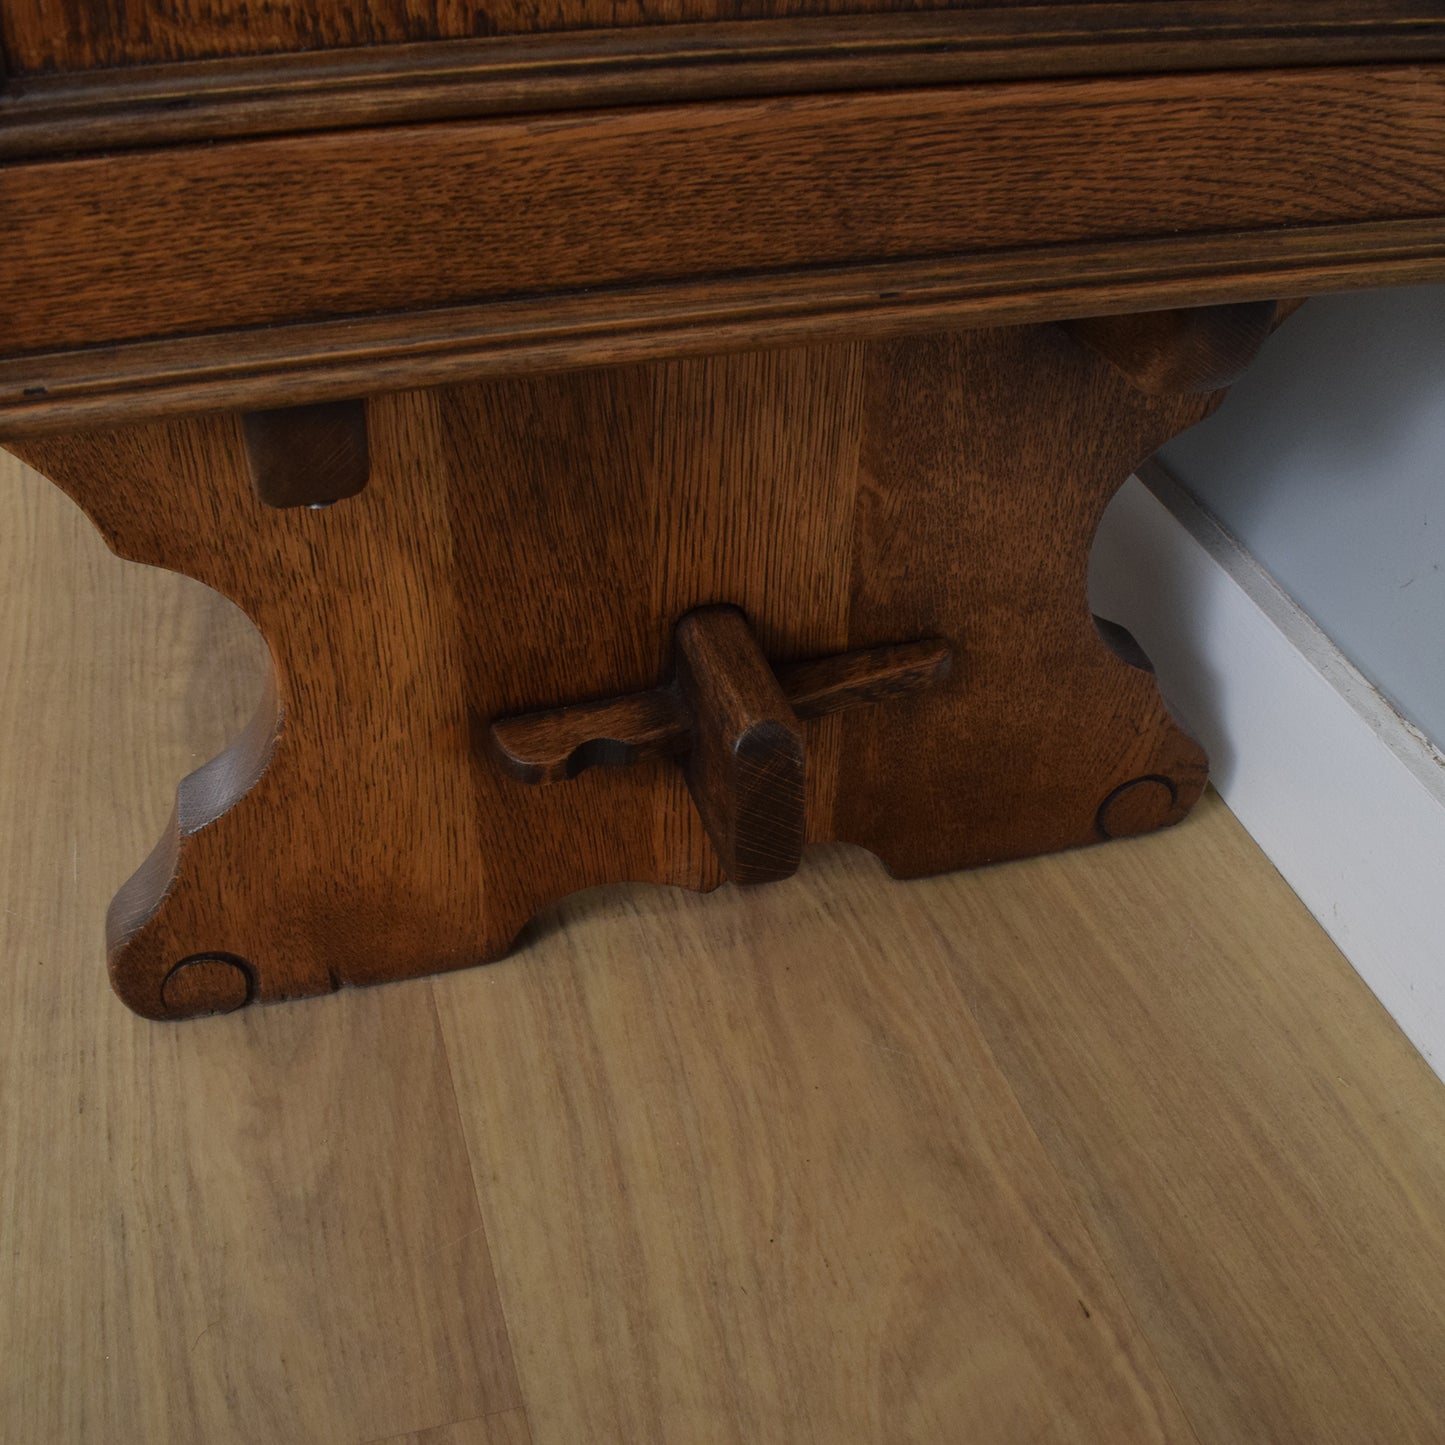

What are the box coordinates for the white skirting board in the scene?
[1091,461,1445,1077]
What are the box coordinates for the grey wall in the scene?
[1157,286,1445,746]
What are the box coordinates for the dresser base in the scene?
[8,312,1270,1017]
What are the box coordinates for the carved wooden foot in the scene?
[7,307,1271,1018]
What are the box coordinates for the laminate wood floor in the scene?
[4,447,1445,1444]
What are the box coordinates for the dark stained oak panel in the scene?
[3,0,1097,74]
[3,67,1444,360]
[6,5,1445,158]
[2,219,1442,437]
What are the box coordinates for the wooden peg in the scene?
[1061,300,1279,394]
[241,398,370,509]
[674,608,806,885]
[773,640,952,718]
[490,613,951,885]
[491,635,950,786]
[492,687,691,784]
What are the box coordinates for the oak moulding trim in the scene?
[2,218,1443,437]
[10,66,1444,355]
[3,0,1445,158]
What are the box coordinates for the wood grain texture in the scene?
[1062,299,1280,394]
[6,4,1445,155]
[919,819,1445,1443]
[0,451,522,1445]
[9,347,855,1014]
[828,324,1210,876]
[432,798,1445,1445]
[0,0,968,74]
[436,857,1201,1445]
[10,446,1445,1441]
[370,1413,534,1445]
[8,0,1443,79]
[775,636,952,716]
[8,324,1210,1016]
[4,66,1444,364]
[0,0,491,72]
[5,218,1441,439]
